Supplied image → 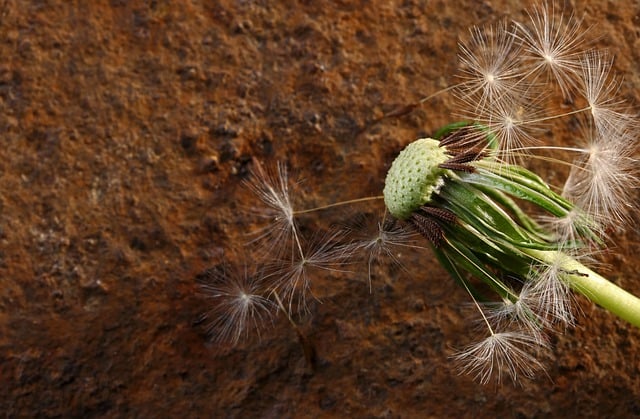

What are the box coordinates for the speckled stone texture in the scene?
[2,1,640,417]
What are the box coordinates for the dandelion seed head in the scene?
[210,2,640,384]
[383,138,449,219]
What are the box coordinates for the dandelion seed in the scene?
[453,330,548,385]
[563,122,639,226]
[199,264,274,345]
[461,90,546,162]
[528,254,576,326]
[345,215,422,290]
[513,2,588,98]
[268,229,350,315]
[579,51,635,136]
[540,207,604,249]
[456,21,525,114]
[483,286,546,337]
[450,255,549,386]
[244,159,303,258]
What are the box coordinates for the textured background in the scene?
[2,0,640,417]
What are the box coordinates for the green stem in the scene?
[526,249,640,327]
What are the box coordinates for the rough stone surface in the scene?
[2,1,640,418]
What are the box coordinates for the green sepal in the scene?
[432,246,486,302]
[438,236,517,301]
[469,162,573,217]
[471,182,553,241]
[436,179,558,251]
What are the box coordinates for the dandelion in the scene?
[202,2,640,385]
[382,119,640,381]
[377,1,640,382]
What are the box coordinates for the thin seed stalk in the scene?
[526,248,640,327]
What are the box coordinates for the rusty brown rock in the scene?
[2,1,640,417]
